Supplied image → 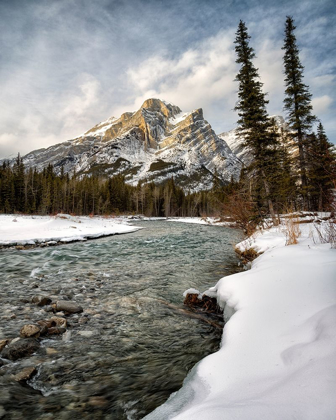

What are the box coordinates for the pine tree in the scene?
[234,20,279,223]
[282,16,316,208]
[306,123,336,211]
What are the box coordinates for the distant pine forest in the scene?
[1,150,335,228]
[0,156,238,217]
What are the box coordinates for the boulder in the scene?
[0,339,9,352]
[88,396,108,407]
[31,295,52,307]
[20,324,41,338]
[37,316,67,329]
[53,301,83,314]
[50,317,67,328]
[12,366,37,382]
[1,338,40,361]
[184,293,222,314]
[47,327,66,335]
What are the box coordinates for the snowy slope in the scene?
[15,99,242,193]
[145,220,336,420]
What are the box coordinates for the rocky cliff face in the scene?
[20,98,242,192]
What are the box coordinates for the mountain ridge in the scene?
[13,98,243,193]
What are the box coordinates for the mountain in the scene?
[19,98,242,192]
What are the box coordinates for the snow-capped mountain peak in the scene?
[16,98,243,192]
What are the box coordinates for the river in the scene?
[0,220,243,419]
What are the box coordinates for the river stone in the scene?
[20,324,41,338]
[62,331,71,342]
[48,327,66,335]
[31,295,52,306]
[0,406,6,419]
[184,293,222,314]
[50,317,67,328]
[1,338,40,360]
[88,396,108,407]
[0,339,9,352]
[78,330,95,338]
[37,316,67,329]
[54,301,83,314]
[12,366,37,382]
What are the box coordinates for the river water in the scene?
[0,221,242,419]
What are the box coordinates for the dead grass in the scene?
[281,207,301,246]
[235,247,260,263]
[284,216,301,245]
[313,220,336,249]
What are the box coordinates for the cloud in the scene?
[60,74,102,130]
[115,28,290,132]
[311,74,335,89]
[116,30,238,130]
[0,72,108,158]
[312,95,333,115]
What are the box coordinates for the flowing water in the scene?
[0,221,243,419]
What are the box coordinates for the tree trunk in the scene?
[261,170,278,225]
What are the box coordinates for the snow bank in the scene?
[0,214,140,246]
[146,221,336,420]
[167,217,235,227]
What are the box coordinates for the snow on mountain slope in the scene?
[18,99,242,193]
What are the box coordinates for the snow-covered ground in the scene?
[0,214,140,246]
[146,219,336,420]
[167,217,235,227]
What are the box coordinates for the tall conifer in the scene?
[306,123,336,210]
[234,20,278,223]
[282,16,316,207]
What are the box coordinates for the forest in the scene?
[0,158,239,217]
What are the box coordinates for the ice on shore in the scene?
[0,214,140,246]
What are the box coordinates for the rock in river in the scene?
[20,324,41,338]
[31,295,52,306]
[53,301,83,314]
[1,338,40,361]
[0,339,9,352]
[12,366,37,382]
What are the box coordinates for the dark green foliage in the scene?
[306,123,336,211]
[149,160,177,172]
[282,16,316,202]
[234,21,272,148]
[234,21,285,222]
[0,160,238,217]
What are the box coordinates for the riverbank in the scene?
[0,214,140,247]
[146,217,336,419]
[0,214,237,249]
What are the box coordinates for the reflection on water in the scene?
[0,221,242,419]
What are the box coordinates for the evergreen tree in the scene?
[282,16,316,207]
[234,20,279,223]
[306,123,336,210]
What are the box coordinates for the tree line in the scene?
[0,157,238,217]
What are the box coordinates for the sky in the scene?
[0,0,335,159]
